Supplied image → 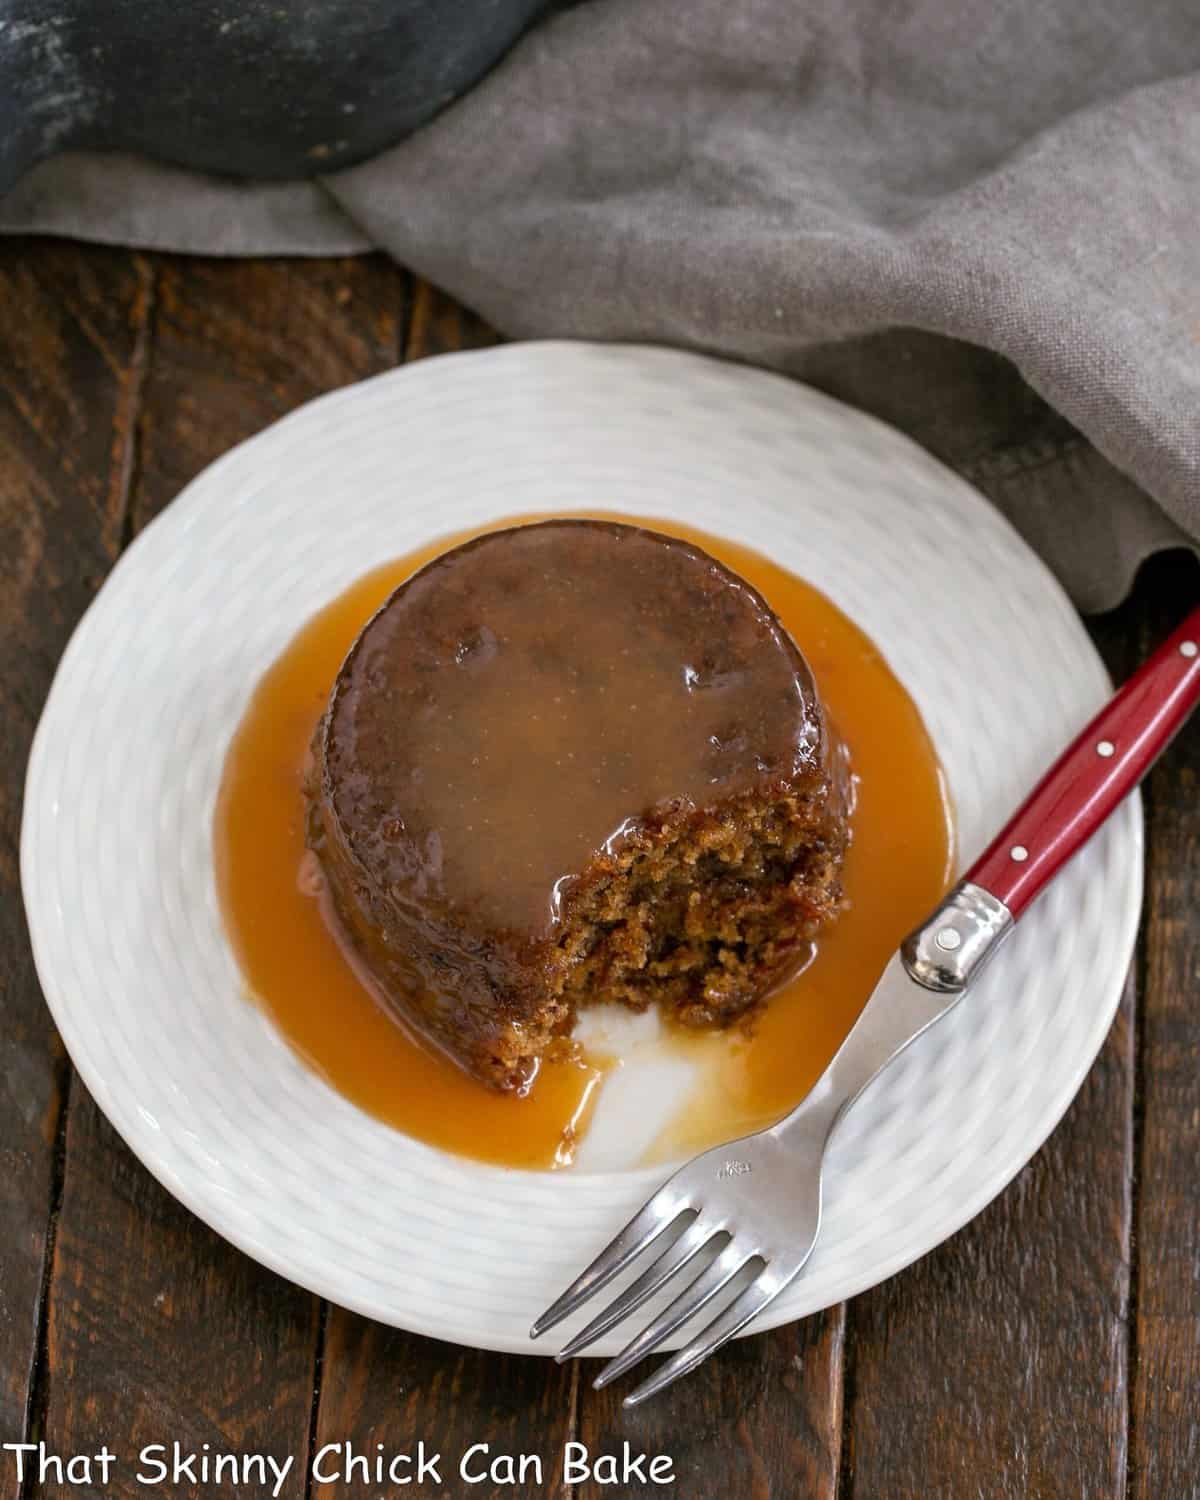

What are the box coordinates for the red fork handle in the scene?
[966,606,1200,920]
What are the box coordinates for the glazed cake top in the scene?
[321,519,825,936]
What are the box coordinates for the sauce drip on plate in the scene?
[214,515,955,1169]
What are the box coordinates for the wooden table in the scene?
[2,240,1197,1500]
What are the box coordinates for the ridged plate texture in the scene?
[22,343,1141,1354]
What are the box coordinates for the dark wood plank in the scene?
[840,597,1148,1500]
[1128,550,1200,1499]
[36,253,408,1498]
[578,1307,845,1499]
[12,241,1189,1500]
[405,277,499,362]
[40,1099,321,1498]
[0,238,152,1500]
[314,1320,576,1500]
[134,253,406,527]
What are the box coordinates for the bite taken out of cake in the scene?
[304,519,850,1093]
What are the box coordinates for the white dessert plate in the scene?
[21,343,1141,1355]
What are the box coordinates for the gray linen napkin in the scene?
[4,0,1198,612]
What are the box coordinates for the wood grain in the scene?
[3,239,1197,1500]
[132,254,406,528]
[578,1307,845,1500]
[0,240,151,1500]
[314,1318,576,1500]
[839,601,1148,1500]
[842,988,1136,1500]
[40,1098,320,1498]
[1128,551,1200,1499]
[33,252,407,1499]
[406,277,499,362]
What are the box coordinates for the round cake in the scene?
[305,519,850,1092]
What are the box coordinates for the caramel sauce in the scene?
[323,520,827,939]
[215,515,955,1170]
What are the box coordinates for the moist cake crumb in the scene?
[304,519,850,1092]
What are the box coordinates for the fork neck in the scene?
[771,884,1015,1152]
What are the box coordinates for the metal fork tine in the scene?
[529,1196,689,1340]
[592,1240,752,1389]
[554,1220,725,1361]
[622,1268,785,1407]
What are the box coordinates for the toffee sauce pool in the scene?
[214,515,955,1169]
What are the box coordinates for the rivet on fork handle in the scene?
[530,605,1200,1405]
[901,882,1013,993]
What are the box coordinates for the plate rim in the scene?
[20,339,1143,1352]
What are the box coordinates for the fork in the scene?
[530,606,1200,1405]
